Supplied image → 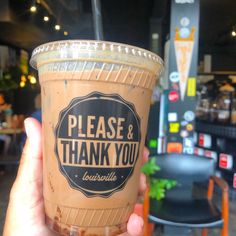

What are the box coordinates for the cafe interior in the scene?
[0,0,236,235]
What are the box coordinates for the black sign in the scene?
[166,0,199,154]
[55,92,141,197]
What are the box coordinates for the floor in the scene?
[0,166,236,235]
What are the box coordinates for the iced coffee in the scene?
[30,40,163,236]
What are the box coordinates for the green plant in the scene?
[141,158,176,201]
[0,66,23,91]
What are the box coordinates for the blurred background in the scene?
[1,0,236,235]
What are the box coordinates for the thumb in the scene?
[127,214,144,236]
[4,118,45,236]
[17,117,42,183]
[119,214,143,236]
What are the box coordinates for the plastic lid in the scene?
[30,40,163,75]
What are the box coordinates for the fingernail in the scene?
[127,214,144,236]
[140,216,144,228]
[136,215,144,228]
[24,118,32,138]
[144,148,150,158]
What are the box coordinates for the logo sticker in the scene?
[183,147,193,154]
[186,123,193,131]
[184,111,195,122]
[167,142,183,153]
[168,91,179,102]
[187,77,196,96]
[55,92,141,197]
[198,133,212,148]
[219,153,233,170]
[180,130,189,138]
[171,82,179,90]
[175,0,194,3]
[169,123,180,133]
[168,113,178,122]
[174,27,195,100]
[181,120,188,126]
[179,28,191,39]
[169,72,180,83]
[204,150,217,163]
[183,138,194,148]
[180,17,190,27]
[194,147,204,156]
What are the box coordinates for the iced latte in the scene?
[30,40,163,236]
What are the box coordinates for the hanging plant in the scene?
[0,66,21,91]
[0,66,39,91]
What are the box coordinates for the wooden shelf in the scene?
[198,71,236,76]
[195,120,236,139]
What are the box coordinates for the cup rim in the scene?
[30,40,164,73]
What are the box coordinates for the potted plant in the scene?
[134,157,176,235]
[134,157,177,214]
[141,157,176,201]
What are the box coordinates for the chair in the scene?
[143,153,229,236]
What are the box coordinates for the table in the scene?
[0,128,23,135]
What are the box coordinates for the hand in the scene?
[3,118,148,236]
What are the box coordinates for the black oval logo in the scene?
[55,92,141,197]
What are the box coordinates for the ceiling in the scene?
[200,0,236,52]
[0,0,236,57]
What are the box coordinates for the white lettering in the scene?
[68,115,77,137]
[175,0,194,4]
[82,171,117,182]
[67,115,125,139]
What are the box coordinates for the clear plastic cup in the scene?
[30,40,163,236]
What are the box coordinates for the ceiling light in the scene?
[152,33,159,40]
[55,24,61,31]
[64,31,68,36]
[29,75,37,84]
[44,16,49,22]
[30,5,37,12]
[20,81,26,88]
[232,31,236,37]
[21,75,26,82]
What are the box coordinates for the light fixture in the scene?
[30,5,37,12]
[232,26,236,37]
[20,81,26,88]
[21,75,26,82]
[55,24,61,31]
[64,31,68,36]
[43,16,49,22]
[29,75,37,84]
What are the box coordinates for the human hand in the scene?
[3,118,148,236]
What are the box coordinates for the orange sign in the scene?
[167,142,183,153]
